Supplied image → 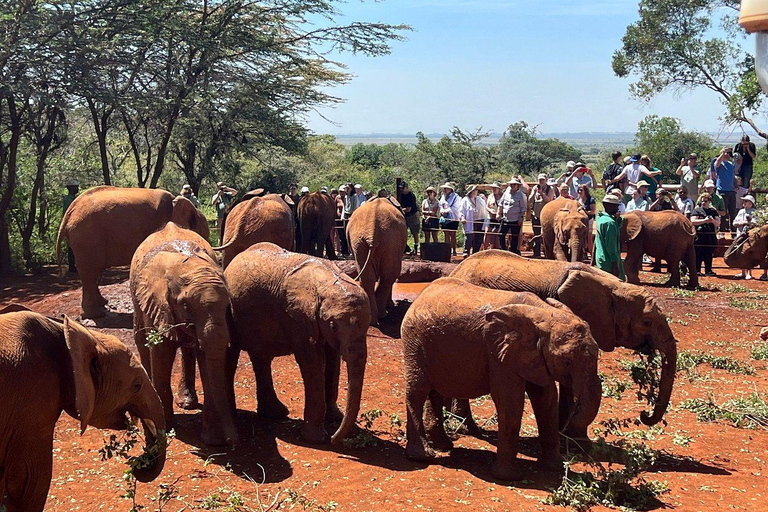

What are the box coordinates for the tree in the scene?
[634,115,713,180]
[612,0,767,140]
[496,121,581,176]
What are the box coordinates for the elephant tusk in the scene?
[144,419,158,438]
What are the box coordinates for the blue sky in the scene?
[305,0,762,136]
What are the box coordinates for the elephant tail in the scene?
[353,244,373,281]
[211,239,235,251]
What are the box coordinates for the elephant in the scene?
[724,224,768,270]
[450,250,678,437]
[215,190,295,268]
[346,197,407,324]
[130,222,238,447]
[402,277,601,481]
[297,191,337,259]
[621,210,698,288]
[56,186,210,318]
[540,197,588,262]
[0,307,167,512]
[224,242,370,445]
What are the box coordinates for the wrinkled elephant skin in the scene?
[540,197,588,262]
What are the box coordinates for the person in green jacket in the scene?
[595,194,625,280]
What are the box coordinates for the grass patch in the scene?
[679,393,768,430]
[676,350,756,376]
[751,342,768,361]
[600,373,631,401]
[727,296,764,310]
[547,437,668,511]
[671,288,696,298]
[720,283,749,294]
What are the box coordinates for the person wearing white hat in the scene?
[595,194,624,279]
[733,194,758,279]
[497,178,527,254]
[528,173,555,258]
[438,182,460,255]
[483,181,504,249]
[63,179,80,272]
[211,181,238,243]
[180,184,200,208]
[458,184,487,256]
[353,184,367,210]
[700,179,726,234]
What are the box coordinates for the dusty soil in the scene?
[3,257,768,512]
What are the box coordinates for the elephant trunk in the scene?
[640,336,677,426]
[199,324,239,447]
[131,380,168,483]
[569,236,581,263]
[331,338,367,446]
[723,233,750,268]
[568,373,602,435]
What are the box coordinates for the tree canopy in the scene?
[634,115,713,180]
[612,0,766,139]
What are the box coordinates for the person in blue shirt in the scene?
[711,146,737,236]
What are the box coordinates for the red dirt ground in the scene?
[2,256,768,511]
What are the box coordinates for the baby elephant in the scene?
[402,278,601,481]
[225,242,370,445]
[0,306,166,512]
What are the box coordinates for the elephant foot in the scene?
[537,455,564,473]
[97,294,109,307]
[175,390,200,410]
[491,459,523,482]
[80,306,107,319]
[301,423,331,444]
[325,404,344,424]
[377,310,388,320]
[427,428,454,452]
[202,427,238,449]
[257,400,290,420]
[405,438,436,461]
[561,428,592,453]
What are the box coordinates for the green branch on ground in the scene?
[680,393,768,430]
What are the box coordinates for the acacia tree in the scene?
[496,121,581,175]
[634,115,713,180]
[612,0,766,139]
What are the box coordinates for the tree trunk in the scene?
[0,97,22,274]
[21,146,47,269]
[87,98,112,185]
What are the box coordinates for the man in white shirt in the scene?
[610,154,661,203]
[675,186,695,218]
[498,178,527,254]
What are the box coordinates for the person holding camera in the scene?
[649,188,678,212]
[676,153,701,204]
[734,134,757,189]
[210,181,238,243]
[712,147,738,235]
[691,192,721,277]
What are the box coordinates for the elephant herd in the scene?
[4,184,767,510]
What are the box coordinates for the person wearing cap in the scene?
[712,146,737,235]
[459,185,487,256]
[354,184,366,209]
[676,153,701,204]
[565,162,596,199]
[180,184,200,208]
[421,186,440,243]
[595,194,625,279]
[483,181,504,249]
[63,179,80,273]
[674,186,694,218]
[300,186,310,197]
[398,182,420,255]
[610,153,661,203]
[558,182,572,200]
[211,181,238,243]
[625,183,649,213]
[611,189,626,214]
[498,177,527,254]
[529,173,555,258]
[438,182,460,255]
[691,193,721,276]
[602,151,625,192]
[733,194,757,279]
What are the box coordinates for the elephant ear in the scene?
[0,303,32,314]
[623,213,643,241]
[554,215,566,246]
[557,269,619,352]
[544,298,575,315]
[134,267,181,343]
[284,276,321,345]
[281,194,295,206]
[483,304,551,385]
[63,315,99,434]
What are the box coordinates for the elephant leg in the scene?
[250,354,289,419]
[490,372,526,481]
[176,346,200,410]
[294,348,330,444]
[360,267,378,325]
[425,390,453,451]
[666,257,682,287]
[324,345,343,423]
[4,433,54,512]
[684,244,699,288]
[405,371,435,461]
[79,266,107,319]
[150,342,178,428]
[226,346,240,417]
[450,398,482,436]
[624,244,641,284]
[526,381,561,471]
[374,279,391,321]
[324,233,337,260]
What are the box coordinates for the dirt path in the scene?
[2,259,768,511]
